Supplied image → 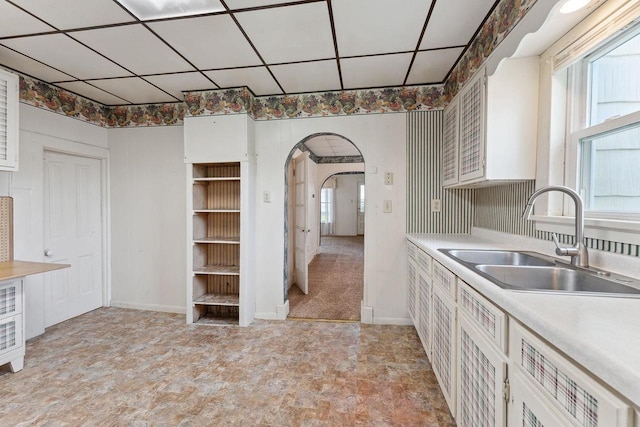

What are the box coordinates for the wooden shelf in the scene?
[193,237,240,244]
[193,177,240,182]
[194,265,239,275]
[193,209,240,213]
[194,315,239,326]
[194,293,240,306]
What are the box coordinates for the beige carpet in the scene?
[288,235,364,321]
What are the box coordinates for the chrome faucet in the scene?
[522,185,589,268]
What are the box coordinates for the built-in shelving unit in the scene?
[189,162,242,325]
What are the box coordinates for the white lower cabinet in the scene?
[406,240,636,426]
[432,281,457,416]
[510,368,572,427]
[0,280,24,372]
[457,280,509,427]
[509,320,633,427]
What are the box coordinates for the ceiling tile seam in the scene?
[0,42,78,80]
[326,0,343,90]
[75,80,132,104]
[221,0,286,94]
[403,0,439,86]
[138,22,220,96]
[442,0,502,85]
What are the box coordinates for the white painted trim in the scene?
[110,301,185,314]
[254,300,289,320]
[360,303,373,324]
[372,316,413,326]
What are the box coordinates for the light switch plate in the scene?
[384,172,393,185]
[263,191,271,203]
[383,200,392,213]
[431,198,441,212]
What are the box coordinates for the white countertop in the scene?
[407,232,640,408]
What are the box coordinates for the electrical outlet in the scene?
[384,172,393,185]
[431,198,441,212]
[383,200,392,213]
[263,191,271,203]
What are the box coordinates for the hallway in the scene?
[288,236,364,321]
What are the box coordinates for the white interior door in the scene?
[293,153,309,294]
[357,180,365,235]
[43,151,103,327]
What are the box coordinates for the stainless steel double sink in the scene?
[439,249,640,297]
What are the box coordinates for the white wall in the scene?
[333,173,364,236]
[11,104,109,339]
[253,114,408,324]
[108,126,186,313]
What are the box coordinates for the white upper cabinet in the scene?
[184,114,253,164]
[442,57,539,188]
[0,69,19,171]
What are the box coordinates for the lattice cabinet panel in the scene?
[509,369,573,427]
[442,100,460,186]
[510,321,632,427]
[407,242,418,324]
[433,260,456,300]
[459,68,485,182]
[457,314,508,427]
[417,268,432,357]
[432,284,457,417]
[458,280,507,352]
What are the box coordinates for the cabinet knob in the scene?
[44,249,53,257]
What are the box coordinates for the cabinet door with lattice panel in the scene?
[431,283,457,418]
[442,100,460,186]
[458,68,485,183]
[457,313,508,427]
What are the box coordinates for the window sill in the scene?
[531,215,640,246]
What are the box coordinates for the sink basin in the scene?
[444,249,554,266]
[475,265,640,295]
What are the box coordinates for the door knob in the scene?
[44,249,53,257]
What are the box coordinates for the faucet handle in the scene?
[552,233,578,257]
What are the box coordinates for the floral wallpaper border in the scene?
[16,0,538,127]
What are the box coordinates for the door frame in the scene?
[42,144,110,312]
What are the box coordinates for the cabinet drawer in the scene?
[458,280,507,353]
[510,321,632,427]
[417,249,432,276]
[0,314,22,355]
[433,261,456,300]
[407,241,417,261]
[0,280,21,320]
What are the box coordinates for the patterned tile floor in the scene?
[0,308,455,426]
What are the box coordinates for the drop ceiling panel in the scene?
[89,77,177,104]
[0,45,73,82]
[72,24,193,75]
[0,2,55,37]
[145,72,214,99]
[305,136,360,157]
[2,34,131,79]
[406,48,465,84]
[341,54,413,89]
[421,0,494,49]
[332,0,433,57]
[205,67,282,96]
[235,2,335,64]
[149,15,262,69]
[271,60,340,94]
[56,81,129,105]
[9,0,134,30]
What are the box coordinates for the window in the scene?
[534,1,640,245]
[568,23,640,218]
[320,188,333,224]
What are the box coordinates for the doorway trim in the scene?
[282,132,364,311]
[41,142,110,318]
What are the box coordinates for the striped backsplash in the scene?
[407,110,474,233]
[406,113,640,257]
[474,181,640,257]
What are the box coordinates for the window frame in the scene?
[532,0,640,245]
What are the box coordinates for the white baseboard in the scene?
[109,300,186,314]
[372,316,414,326]
[254,300,290,321]
[360,303,373,324]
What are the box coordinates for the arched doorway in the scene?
[282,133,365,321]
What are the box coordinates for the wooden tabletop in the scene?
[0,260,70,281]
